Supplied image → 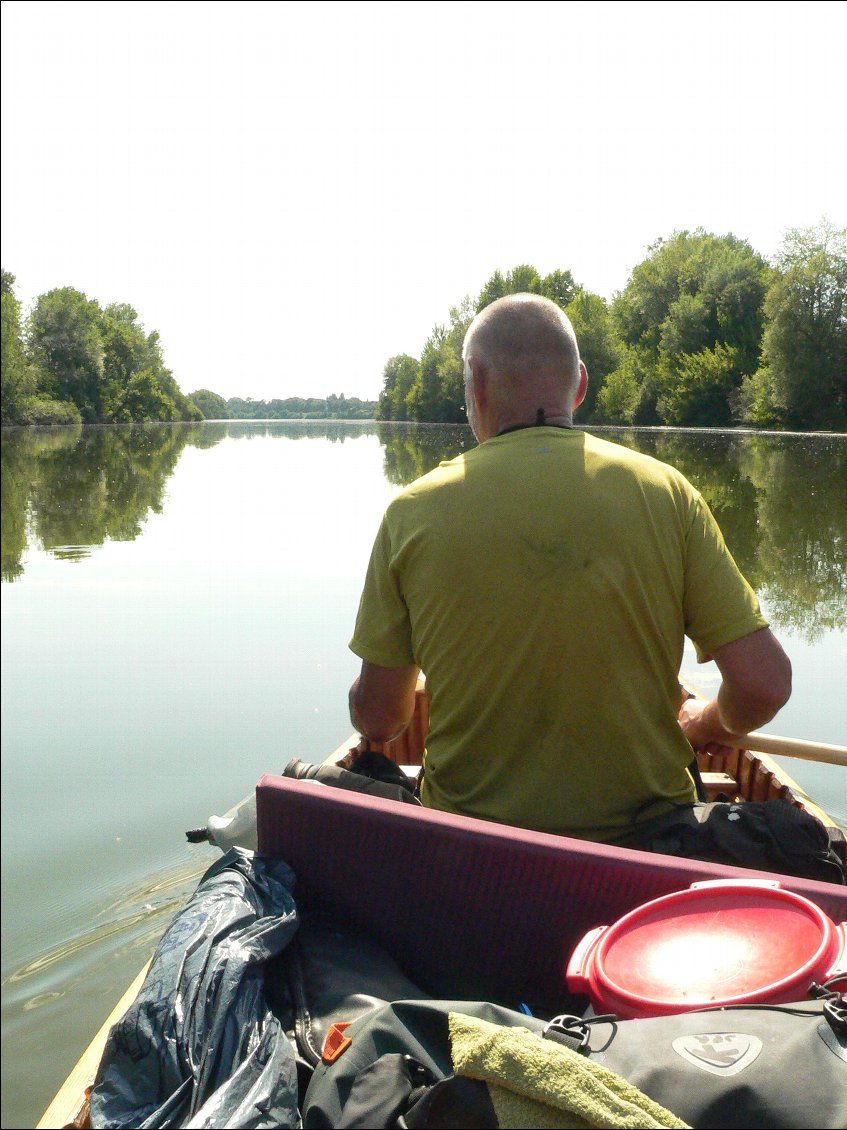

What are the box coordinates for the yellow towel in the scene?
[449,1012,690,1130]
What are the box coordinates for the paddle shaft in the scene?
[734,730,847,768]
[679,678,846,767]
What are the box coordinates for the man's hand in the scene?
[678,695,739,756]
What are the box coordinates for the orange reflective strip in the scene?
[321,1021,353,1063]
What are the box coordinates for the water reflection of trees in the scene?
[1,424,208,580]
[2,423,844,642]
[377,422,476,484]
[0,421,383,580]
[640,432,846,640]
[223,421,380,443]
[737,437,846,639]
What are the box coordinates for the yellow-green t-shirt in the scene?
[349,429,767,844]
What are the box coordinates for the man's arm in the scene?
[679,627,792,750]
[349,660,421,743]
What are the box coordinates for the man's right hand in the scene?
[678,695,739,756]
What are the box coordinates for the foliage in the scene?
[8,222,844,432]
[1,276,201,425]
[656,342,740,427]
[226,395,377,420]
[27,287,106,420]
[386,267,584,424]
[611,230,771,426]
[595,352,646,423]
[189,389,231,419]
[566,288,624,423]
[476,264,576,312]
[18,397,83,425]
[737,221,847,431]
[1,270,38,424]
[406,298,475,423]
[376,354,419,420]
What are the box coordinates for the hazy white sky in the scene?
[2,0,845,403]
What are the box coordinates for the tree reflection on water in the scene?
[1,421,844,641]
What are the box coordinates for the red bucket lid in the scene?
[566,879,847,1018]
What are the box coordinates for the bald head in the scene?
[462,294,586,440]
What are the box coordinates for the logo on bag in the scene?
[672,1032,763,1076]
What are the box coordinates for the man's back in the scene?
[350,427,766,843]
[349,294,788,845]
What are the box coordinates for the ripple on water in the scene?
[6,857,208,987]
[23,991,63,1012]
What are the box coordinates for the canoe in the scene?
[37,677,846,1130]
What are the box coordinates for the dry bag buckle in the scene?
[543,1014,590,1053]
[823,994,847,1037]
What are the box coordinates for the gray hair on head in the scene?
[463,294,581,392]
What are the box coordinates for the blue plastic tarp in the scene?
[90,848,301,1128]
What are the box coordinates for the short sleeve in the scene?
[683,493,769,661]
[348,515,416,667]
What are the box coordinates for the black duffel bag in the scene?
[301,989,847,1129]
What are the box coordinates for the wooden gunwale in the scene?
[35,962,151,1130]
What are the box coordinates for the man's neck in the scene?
[494,408,574,437]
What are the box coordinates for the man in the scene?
[348,294,792,846]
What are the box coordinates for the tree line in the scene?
[0,274,379,427]
[4,220,844,431]
[376,221,846,432]
[1,273,202,425]
[212,393,377,420]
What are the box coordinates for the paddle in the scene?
[679,680,847,768]
[721,730,847,768]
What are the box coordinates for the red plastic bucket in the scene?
[566,878,846,1018]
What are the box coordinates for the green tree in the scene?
[541,268,576,309]
[189,389,230,418]
[612,231,770,426]
[108,324,200,423]
[376,354,419,420]
[566,288,624,422]
[656,343,740,426]
[24,287,199,424]
[115,367,177,420]
[27,287,106,421]
[475,269,507,311]
[477,264,553,313]
[738,221,847,431]
[407,298,474,422]
[504,264,544,296]
[1,270,37,424]
[595,353,645,423]
[407,326,451,421]
[99,303,156,416]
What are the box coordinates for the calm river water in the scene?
[2,420,846,1127]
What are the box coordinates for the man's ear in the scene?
[469,358,488,410]
[573,361,588,409]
